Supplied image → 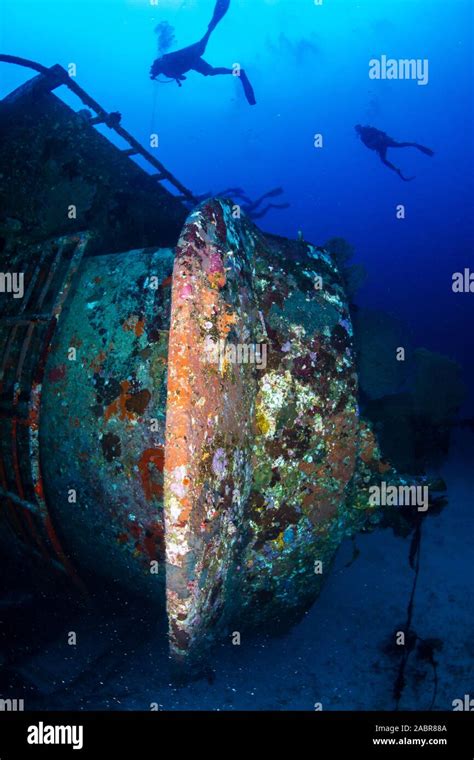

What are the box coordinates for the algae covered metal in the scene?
[164,199,397,666]
[40,246,174,596]
[0,64,412,672]
[0,185,404,671]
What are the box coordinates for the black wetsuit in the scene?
[150,0,256,105]
[355,125,434,181]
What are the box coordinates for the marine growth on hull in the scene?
[0,65,460,676]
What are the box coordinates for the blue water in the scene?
[2,0,472,400]
[0,0,473,710]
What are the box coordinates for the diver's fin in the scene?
[414,143,435,156]
[208,0,231,33]
[255,187,284,203]
[240,69,256,105]
[248,202,290,221]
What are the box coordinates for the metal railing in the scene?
[0,232,90,589]
[0,54,197,203]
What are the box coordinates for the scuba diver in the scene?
[192,186,289,220]
[355,125,434,181]
[150,0,256,106]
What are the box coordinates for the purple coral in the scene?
[212,447,228,479]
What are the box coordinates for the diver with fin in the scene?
[150,0,256,105]
[191,186,289,220]
[355,124,434,181]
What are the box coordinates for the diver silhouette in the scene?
[150,0,256,106]
[355,125,434,181]
[192,186,290,220]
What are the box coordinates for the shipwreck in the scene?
[0,58,457,672]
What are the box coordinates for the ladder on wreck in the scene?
[0,55,197,204]
[0,232,90,590]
